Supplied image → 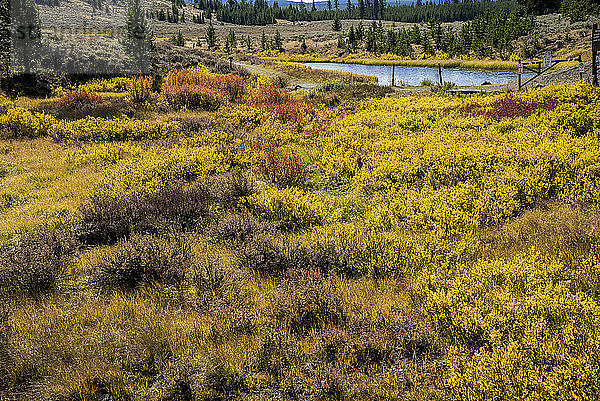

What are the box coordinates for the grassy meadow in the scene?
[1,68,600,400]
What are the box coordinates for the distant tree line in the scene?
[214,0,522,26]
[216,0,276,24]
[212,0,600,26]
[339,10,535,58]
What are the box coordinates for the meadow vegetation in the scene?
[1,67,600,400]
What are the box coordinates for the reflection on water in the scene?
[304,62,533,86]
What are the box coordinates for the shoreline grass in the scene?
[267,61,378,84]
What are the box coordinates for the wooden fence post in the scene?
[593,24,598,86]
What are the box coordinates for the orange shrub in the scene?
[247,83,294,105]
[213,74,247,101]
[162,68,246,109]
[57,91,103,109]
[162,84,226,111]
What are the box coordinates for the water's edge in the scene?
[304,62,534,87]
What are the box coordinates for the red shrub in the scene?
[456,102,482,116]
[248,84,294,105]
[57,91,103,109]
[247,84,310,124]
[459,96,558,119]
[247,141,309,187]
[486,96,558,119]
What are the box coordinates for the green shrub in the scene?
[152,356,245,400]
[205,169,256,209]
[187,253,243,304]
[287,240,356,277]
[253,330,299,380]
[318,319,433,372]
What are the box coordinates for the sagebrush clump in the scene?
[93,235,191,290]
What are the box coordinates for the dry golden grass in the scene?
[0,138,102,241]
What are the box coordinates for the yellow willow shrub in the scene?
[320,84,600,228]
[324,114,509,187]
[525,80,597,104]
[302,222,481,277]
[500,136,600,203]
[445,339,600,401]
[93,146,226,199]
[358,95,463,114]
[422,248,600,399]
[550,101,600,137]
[78,77,130,93]
[51,86,68,98]
[222,104,264,130]
[66,143,146,168]
[0,107,56,139]
[246,75,272,94]
[247,187,334,230]
[321,111,448,179]
[363,182,520,235]
[252,116,303,146]
[50,116,179,141]
[349,137,501,193]
[179,136,251,169]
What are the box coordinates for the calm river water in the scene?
[304,62,531,86]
